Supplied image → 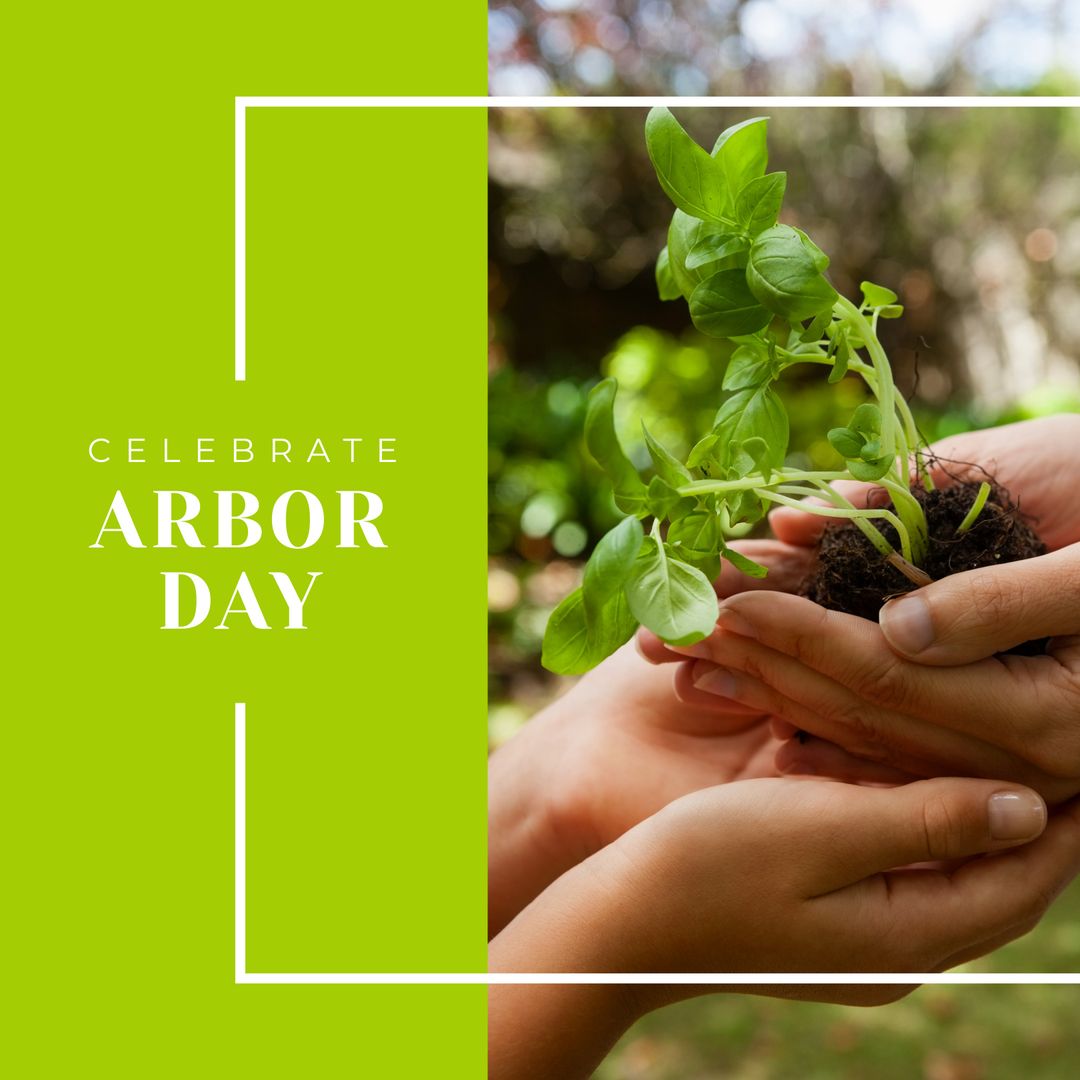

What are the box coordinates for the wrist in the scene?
[487,704,584,934]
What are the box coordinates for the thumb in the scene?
[878,545,1080,665]
[812,777,1047,892]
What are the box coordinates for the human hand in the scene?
[489,532,832,936]
[644,415,1080,799]
[491,774,1078,992]
[653,578,1080,802]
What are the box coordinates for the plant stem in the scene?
[877,477,929,565]
[677,470,848,498]
[834,295,931,565]
[754,488,914,563]
[810,480,912,563]
[835,295,897,459]
[956,481,992,535]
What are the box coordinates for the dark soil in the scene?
[799,480,1047,654]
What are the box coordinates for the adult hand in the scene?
[491,775,1076,986]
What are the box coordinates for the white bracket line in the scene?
[234,100,246,381]
[231,94,1078,382]
[232,701,1077,986]
[232,93,1080,984]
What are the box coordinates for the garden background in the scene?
[488,101,1080,1078]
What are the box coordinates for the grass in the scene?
[598,878,1080,1079]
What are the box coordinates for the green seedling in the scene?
[542,108,976,676]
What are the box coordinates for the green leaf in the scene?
[801,308,832,343]
[645,107,729,224]
[722,342,773,390]
[860,280,898,307]
[584,379,649,516]
[666,517,721,580]
[828,426,864,459]
[667,211,724,299]
[711,116,769,206]
[685,232,748,271]
[541,587,638,675]
[721,545,769,579]
[582,516,644,621]
[746,224,839,322]
[686,433,721,469]
[642,421,691,486]
[859,438,882,462]
[847,456,893,482]
[724,488,769,530]
[827,330,851,383]
[689,269,772,338]
[626,537,719,646]
[739,436,773,482]
[878,304,904,319]
[667,511,720,564]
[647,475,684,519]
[850,403,883,436]
[734,172,786,235]
[795,228,830,272]
[655,245,681,301]
[713,385,789,471]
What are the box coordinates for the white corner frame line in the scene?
[233,92,1079,985]
[233,702,1077,986]
[231,93,1077,383]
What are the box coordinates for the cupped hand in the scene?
[660,585,1080,803]
[489,632,779,935]
[642,414,1080,799]
[491,774,1080,993]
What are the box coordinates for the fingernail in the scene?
[715,606,757,640]
[671,641,714,660]
[692,663,737,698]
[988,791,1047,841]
[879,594,934,655]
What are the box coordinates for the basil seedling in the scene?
[542,109,986,675]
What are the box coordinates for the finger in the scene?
[770,717,799,740]
[883,796,1080,966]
[775,735,921,787]
[635,625,679,665]
[804,777,1048,894]
[879,545,1080,665]
[935,916,1042,972]
[689,592,1079,764]
[669,660,773,721]
[671,616,1038,782]
[767,480,878,546]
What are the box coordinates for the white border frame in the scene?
[233,95,1080,985]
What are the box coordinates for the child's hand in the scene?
[492,775,1079,987]
[489,536,823,936]
[488,640,781,935]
